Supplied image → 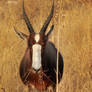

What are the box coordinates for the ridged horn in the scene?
[23,0,35,33]
[40,0,54,34]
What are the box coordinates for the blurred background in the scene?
[0,0,92,92]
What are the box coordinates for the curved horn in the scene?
[40,0,54,34]
[23,0,35,33]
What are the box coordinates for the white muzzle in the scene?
[32,44,42,71]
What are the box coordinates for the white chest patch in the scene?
[32,44,42,70]
[35,34,40,42]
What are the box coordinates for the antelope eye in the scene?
[41,42,45,46]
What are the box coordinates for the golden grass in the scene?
[0,0,92,92]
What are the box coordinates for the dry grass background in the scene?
[0,0,92,92]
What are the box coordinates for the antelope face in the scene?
[27,33,47,72]
[28,32,50,72]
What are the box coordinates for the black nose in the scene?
[33,68,40,73]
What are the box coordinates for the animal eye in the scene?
[41,42,45,46]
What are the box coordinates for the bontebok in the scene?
[13,0,63,92]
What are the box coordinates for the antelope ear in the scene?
[13,27,28,40]
[46,25,54,37]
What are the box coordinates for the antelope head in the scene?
[14,0,54,73]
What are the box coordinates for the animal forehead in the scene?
[34,34,40,42]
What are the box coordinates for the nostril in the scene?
[33,68,40,73]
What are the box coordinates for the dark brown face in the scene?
[27,33,48,50]
[26,33,48,73]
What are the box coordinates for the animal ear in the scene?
[46,25,54,37]
[13,27,28,40]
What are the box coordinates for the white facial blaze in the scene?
[35,34,40,42]
[32,44,42,70]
